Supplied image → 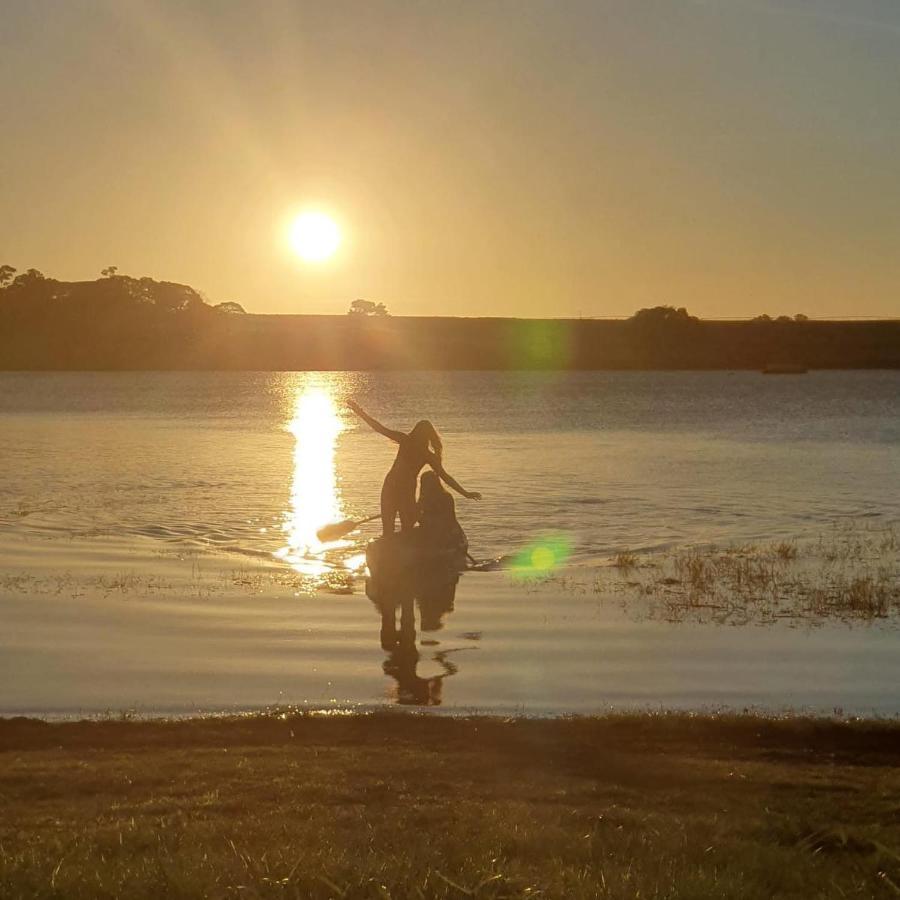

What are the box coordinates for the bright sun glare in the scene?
[276,384,353,578]
[288,212,341,263]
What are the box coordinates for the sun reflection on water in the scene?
[276,385,349,576]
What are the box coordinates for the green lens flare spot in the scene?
[509,535,572,579]
[506,320,572,369]
[530,546,555,570]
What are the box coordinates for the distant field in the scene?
[2,712,899,898]
[2,273,899,370]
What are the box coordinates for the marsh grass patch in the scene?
[613,550,638,570]
[600,523,900,626]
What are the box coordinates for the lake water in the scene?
[1,370,898,717]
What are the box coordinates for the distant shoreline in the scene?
[3,365,900,373]
[1,314,898,371]
[3,272,898,370]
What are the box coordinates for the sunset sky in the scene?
[3,0,899,319]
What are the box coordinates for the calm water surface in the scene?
[1,371,898,716]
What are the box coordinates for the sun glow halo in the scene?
[288,212,341,262]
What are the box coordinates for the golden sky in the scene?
[2,0,899,318]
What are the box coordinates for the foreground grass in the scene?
[1,713,899,899]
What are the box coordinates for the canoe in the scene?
[366,528,468,585]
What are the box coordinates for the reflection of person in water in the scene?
[347,400,481,535]
[369,575,460,706]
[417,572,458,632]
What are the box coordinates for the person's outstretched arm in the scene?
[429,457,482,501]
[347,400,405,443]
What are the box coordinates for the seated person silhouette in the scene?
[417,470,467,548]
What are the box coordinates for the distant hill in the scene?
[1,270,897,370]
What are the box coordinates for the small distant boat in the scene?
[366,528,468,585]
[762,363,808,374]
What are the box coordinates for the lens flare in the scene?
[508,534,572,579]
[506,320,572,368]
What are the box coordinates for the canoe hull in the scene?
[366,530,467,587]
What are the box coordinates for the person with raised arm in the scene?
[347,400,481,535]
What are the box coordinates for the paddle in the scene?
[316,514,380,543]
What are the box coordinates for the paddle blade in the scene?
[316,519,357,543]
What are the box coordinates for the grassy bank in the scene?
[2,713,899,898]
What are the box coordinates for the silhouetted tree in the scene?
[145,280,206,313]
[100,266,119,278]
[4,268,56,304]
[754,313,808,323]
[215,301,246,314]
[0,265,16,288]
[7,269,48,291]
[348,298,389,316]
[629,305,697,325]
[625,306,700,366]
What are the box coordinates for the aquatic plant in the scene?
[774,541,799,561]
[608,523,900,627]
[612,550,638,570]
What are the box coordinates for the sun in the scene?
[288,212,341,263]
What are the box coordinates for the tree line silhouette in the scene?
[1,266,897,370]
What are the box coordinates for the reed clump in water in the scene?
[612,550,638,570]
[607,524,900,626]
[774,541,799,561]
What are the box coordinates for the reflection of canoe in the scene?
[366,529,468,585]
